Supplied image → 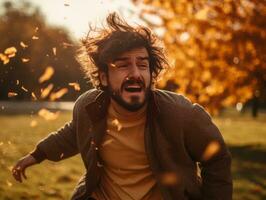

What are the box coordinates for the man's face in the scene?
[100,47,151,111]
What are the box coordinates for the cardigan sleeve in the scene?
[30,103,79,163]
[184,103,232,200]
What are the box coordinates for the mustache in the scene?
[122,77,145,88]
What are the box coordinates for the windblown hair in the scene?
[77,12,168,89]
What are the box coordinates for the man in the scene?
[12,13,232,200]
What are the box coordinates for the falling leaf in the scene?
[102,139,114,147]
[97,162,103,167]
[38,108,60,121]
[30,120,37,127]
[160,172,179,186]
[49,88,68,101]
[32,36,39,40]
[8,53,16,58]
[4,47,17,56]
[31,92,37,100]
[21,58,30,63]
[52,47,57,56]
[110,63,116,68]
[111,119,122,131]
[202,141,220,161]
[8,92,18,97]
[69,82,80,91]
[41,84,54,99]
[20,41,28,48]
[0,53,9,64]
[21,86,28,92]
[6,180,12,187]
[39,66,54,83]
[62,42,74,48]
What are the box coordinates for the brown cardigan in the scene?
[31,89,232,200]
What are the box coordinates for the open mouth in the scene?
[124,85,142,93]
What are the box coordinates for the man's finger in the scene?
[22,169,27,180]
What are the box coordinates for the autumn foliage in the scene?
[0,1,89,101]
[133,0,266,114]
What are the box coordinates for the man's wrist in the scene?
[30,147,46,163]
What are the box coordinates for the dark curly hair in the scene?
[77,12,168,89]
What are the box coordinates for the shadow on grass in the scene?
[229,145,266,200]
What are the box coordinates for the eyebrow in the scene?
[113,56,149,62]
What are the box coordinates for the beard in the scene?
[106,78,151,112]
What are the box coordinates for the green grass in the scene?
[0,110,265,200]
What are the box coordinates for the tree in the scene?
[132,0,266,115]
[0,1,90,101]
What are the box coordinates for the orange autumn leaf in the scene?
[62,42,74,48]
[8,92,18,97]
[111,119,122,131]
[110,63,116,68]
[38,108,60,121]
[31,92,37,100]
[30,120,37,127]
[6,180,12,187]
[202,141,220,161]
[49,88,68,101]
[52,47,57,56]
[20,41,28,48]
[21,86,28,92]
[32,35,39,40]
[160,172,179,186]
[38,66,54,83]
[0,53,9,64]
[4,47,17,57]
[102,139,114,147]
[68,82,80,91]
[41,84,54,99]
[21,58,30,63]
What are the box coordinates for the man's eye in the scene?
[117,64,128,68]
[138,64,148,69]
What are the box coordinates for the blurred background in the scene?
[0,0,265,199]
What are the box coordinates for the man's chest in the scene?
[99,121,149,170]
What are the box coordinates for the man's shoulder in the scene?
[154,89,193,109]
[73,89,102,109]
[154,89,211,122]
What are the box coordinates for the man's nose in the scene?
[129,63,141,78]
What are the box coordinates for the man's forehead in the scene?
[113,47,149,61]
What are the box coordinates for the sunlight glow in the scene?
[24,0,138,39]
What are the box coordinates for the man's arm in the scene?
[30,119,78,162]
[12,103,79,182]
[184,104,232,200]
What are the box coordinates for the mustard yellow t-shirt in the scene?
[91,101,162,200]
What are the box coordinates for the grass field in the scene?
[0,110,265,200]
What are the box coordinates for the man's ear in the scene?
[99,71,108,87]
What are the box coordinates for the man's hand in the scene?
[12,154,37,183]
